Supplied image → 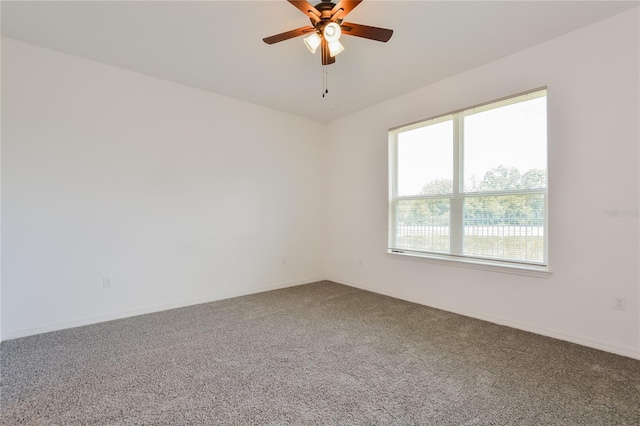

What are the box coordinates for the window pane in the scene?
[397,120,453,196]
[463,194,545,263]
[463,97,547,192]
[390,89,547,268]
[394,198,450,253]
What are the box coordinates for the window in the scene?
[389,88,548,271]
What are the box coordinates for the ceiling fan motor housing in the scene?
[310,1,340,29]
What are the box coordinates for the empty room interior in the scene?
[1,0,639,424]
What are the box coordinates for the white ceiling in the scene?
[2,1,637,122]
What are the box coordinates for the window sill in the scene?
[387,250,552,279]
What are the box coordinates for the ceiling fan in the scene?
[263,0,393,66]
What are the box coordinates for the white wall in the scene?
[1,38,326,340]
[325,9,640,359]
[2,9,639,360]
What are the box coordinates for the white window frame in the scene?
[388,88,550,277]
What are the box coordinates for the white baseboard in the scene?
[5,276,639,362]
[1,277,323,342]
[329,277,640,361]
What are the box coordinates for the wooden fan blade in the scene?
[330,1,362,21]
[288,0,321,23]
[320,39,336,65]
[263,26,315,44]
[341,22,393,42]
[321,39,329,65]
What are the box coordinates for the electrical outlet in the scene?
[358,258,363,266]
[281,257,286,266]
[103,277,111,288]
[613,296,626,311]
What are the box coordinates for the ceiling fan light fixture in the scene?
[304,32,322,54]
[323,22,342,43]
[328,40,345,57]
[263,0,394,68]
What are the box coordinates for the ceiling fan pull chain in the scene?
[322,65,326,97]
[322,66,329,98]
[326,66,329,95]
